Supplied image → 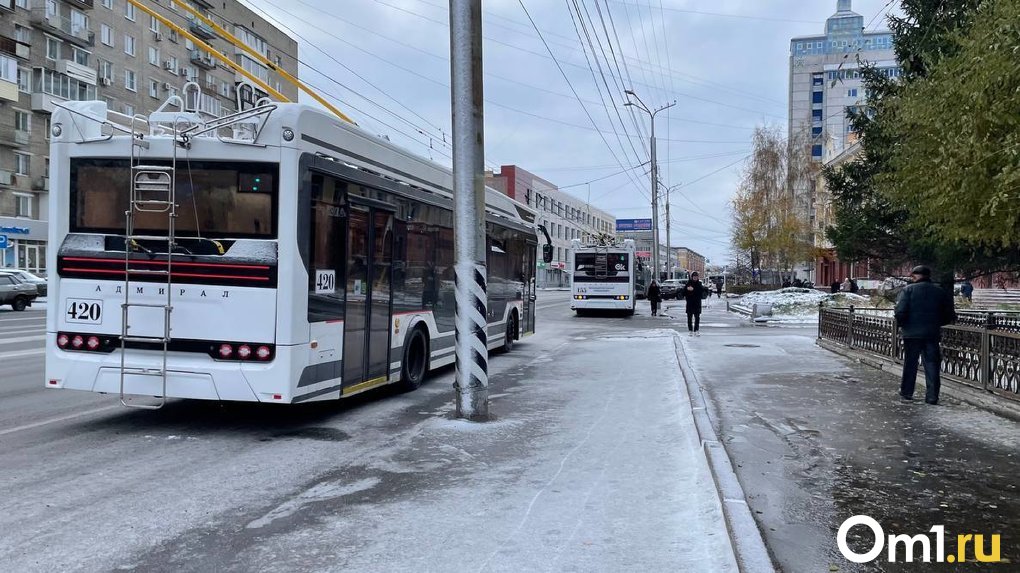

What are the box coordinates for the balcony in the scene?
[0,0,12,11]
[189,49,217,70]
[56,59,97,85]
[0,124,21,148]
[30,9,94,47]
[188,19,217,41]
[32,93,63,114]
[62,0,94,9]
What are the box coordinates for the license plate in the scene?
[65,298,104,325]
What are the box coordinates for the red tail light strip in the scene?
[61,267,271,282]
[61,257,271,271]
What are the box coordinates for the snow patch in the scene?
[246,477,381,529]
[739,288,871,323]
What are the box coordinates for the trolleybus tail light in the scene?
[57,331,115,353]
[57,333,69,348]
[210,341,275,361]
[86,336,100,350]
[71,335,84,349]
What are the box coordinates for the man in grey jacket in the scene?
[894,265,957,404]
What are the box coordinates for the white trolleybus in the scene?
[569,238,637,316]
[45,92,539,407]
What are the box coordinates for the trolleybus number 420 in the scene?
[65,299,103,324]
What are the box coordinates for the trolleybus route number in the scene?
[315,270,336,294]
[65,299,103,324]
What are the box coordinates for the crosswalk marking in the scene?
[0,348,44,360]
[0,335,47,345]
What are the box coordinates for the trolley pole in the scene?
[450,0,489,421]
[664,186,671,279]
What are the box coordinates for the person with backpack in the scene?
[682,272,708,336]
[647,280,662,317]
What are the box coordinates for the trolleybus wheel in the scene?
[398,327,429,392]
[501,312,517,353]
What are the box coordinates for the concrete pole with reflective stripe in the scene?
[450,0,489,421]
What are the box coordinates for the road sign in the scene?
[0,235,8,249]
[616,218,653,232]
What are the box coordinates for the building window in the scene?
[46,37,61,60]
[124,69,136,92]
[15,193,32,218]
[101,24,113,46]
[0,55,16,84]
[811,144,823,159]
[35,67,98,101]
[148,46,159,66]
[71,46,89,66]
[124,2,135,21]
[17,67,31,93]
[124,34,136,56]
[123,103,134,116]
[149,15,160,33]
[14,110,30,133]
[812,126,823,137]
[812,75,823,86]
[98,59,113,82]
[235,54,268,83]
[14,153,30,176]
[812,91,824,104]
[812,109,824,121]
[15,0,28,7]
[235,26,268,57]
[847,88,858,98]
[70,9,88,37]
[149,78,159,98]
[14,25,31,44]
[101,0,112,8]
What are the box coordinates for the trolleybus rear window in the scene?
[574,253,630,282]
[69,159,278,239]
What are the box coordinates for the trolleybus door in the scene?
[342,202,394,388]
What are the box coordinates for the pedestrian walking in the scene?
[715,281,723,299]
[831,279,841,294]
[960,279,974,302]
[647,280,662,317]
[895,265,957,405]
[841,277,852,293]
[682,272,708,336]
[850,279,860,294]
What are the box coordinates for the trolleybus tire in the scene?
[12,296,28,312]
[398,327,429,392]
[501,312,517,353]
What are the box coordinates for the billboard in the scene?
[616,218,653,232]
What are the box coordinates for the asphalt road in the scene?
[2,290,676,572]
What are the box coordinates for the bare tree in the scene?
[730,127,815,285]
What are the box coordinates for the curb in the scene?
[673,334,776,573]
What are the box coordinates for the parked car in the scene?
[0,269,46,297]
[660,279,683,299]
[0,272,39,311]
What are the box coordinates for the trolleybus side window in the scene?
[307,173,346,323]
[69,158,278,239]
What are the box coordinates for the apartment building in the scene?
[0,0,298,273]
[487,165,616,288]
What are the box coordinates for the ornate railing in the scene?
[818,306,1020,402]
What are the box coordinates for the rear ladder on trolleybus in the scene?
[119,120,177,409]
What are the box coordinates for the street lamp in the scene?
[625,89,675,282]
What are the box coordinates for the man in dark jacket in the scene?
[647,280,662,316]
[895,265,957,404]
[682,272,708,336]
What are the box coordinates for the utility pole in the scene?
[450,0,488,421]
[664,186,670,279]
[625,91,675,282]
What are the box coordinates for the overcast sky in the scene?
[240,0,900,264]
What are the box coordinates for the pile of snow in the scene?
[738,288,871,323]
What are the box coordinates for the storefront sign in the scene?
[0,226,30,235]
[0,235,7,249]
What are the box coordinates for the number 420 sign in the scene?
[65,298,103,324]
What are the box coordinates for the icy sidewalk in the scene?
[238,333,743,572]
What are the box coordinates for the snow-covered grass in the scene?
[738,288,871,323]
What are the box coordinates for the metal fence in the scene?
[818,306,1020,402]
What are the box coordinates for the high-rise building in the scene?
[788,0,898,280]
[486,165,616,288]
[0,0,298,274]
